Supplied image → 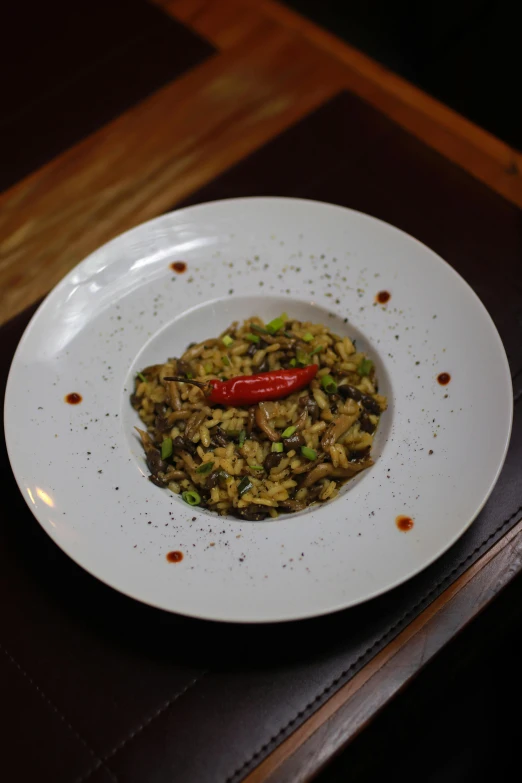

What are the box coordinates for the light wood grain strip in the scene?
[0,27,344,324]
[161,0,522,207]
[244,515,522,782]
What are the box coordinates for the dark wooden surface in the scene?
[1,3,522,783]
[0,0,215,191]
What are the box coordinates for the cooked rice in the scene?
[131,316,387,520]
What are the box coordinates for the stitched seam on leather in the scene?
[225,502,522,782]
[75,671,207,783]
[0,642,117,783]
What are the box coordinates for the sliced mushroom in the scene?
[163,469,188,482]
[135,427,167,476]
[282,431,305,452]
[300,462,335,487]
[264,452,284,473]
[359,411,376,433]
[331,461,373,477]
[184,410,207,440]
[181,338,217,362]
[321,413,359,451]
[292,454,326,474]
[149,474,168,488]
[338,384,381,416]
[232,504,269,521]
[261,334,295,349]
[255,403,280,442]
[167,380,182,411]
[211,427,229,447]
[278,499,308,512]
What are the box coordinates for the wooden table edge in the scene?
[244,514,522,783]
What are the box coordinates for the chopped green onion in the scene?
[271,442,284,453]
[250,464,264,471]
[137,371,146,382]
[204,363,213,374]
[245,333,260,344]
[321,374,338,394]
[161,438,173,460]
[186,372,193,379]
[284,331,294,338]
[281,425,297,438]
[238,430,246,447]
[221,356,231,367]
[359,358,374,376]
[301,446,317,461]
[303,332,314,342]
[182,490,201,506]
[296,347,309,366]
[266,313,288,334]
[250,323,270,335]
[196,461,214,474]
[288,358,297,368]
[238,476,253,497]
[222,335,234,347]
[309,345,324,356]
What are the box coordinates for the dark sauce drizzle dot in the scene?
[65,393,82,404]
[170,261,187,273]
[166,550,183,563]
[437,373,451,385]
[375,290,391,304]
[396,515,414,532]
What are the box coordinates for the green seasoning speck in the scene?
[250,464,264,471]
[238,430,246,447]
[182,490,201,506]
[296,347,309,366]
[196,461,214,474]
[321,374,338,394]
[204,363,213,373]
[186,372,193,379]
[238,476,253,496]
[303,332,314,342]
[281,425,297,438]
[301,446,317,460]
[245,333,260,343]
[250,323,270,335]
[289,358,297,367]
[271,442,284,453]
[161,438,173,460]
[359,358,374,376]
[137,372,146,382]
[309,345,324,356]
[222,356,231,367]
[266,313,288,334]
[222,335,234,347]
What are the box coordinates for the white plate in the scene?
[4,198,512,622]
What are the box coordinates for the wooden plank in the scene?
[244,516,522,782]
[160,0,522,208]
[0,26,344,325]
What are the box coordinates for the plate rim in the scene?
[4,196,514,623]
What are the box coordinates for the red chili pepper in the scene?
[164,365,318,407]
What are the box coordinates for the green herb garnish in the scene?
[359,358,374,376]
[238,476,253,497]
[161,438,173,460]
[250,324,270,335]
[281,425,297,438]
[266,313,288,334]
[288,358,297,367]
[245,333,260,344]
[271,442,284,453]
[221,356,231,367]
[182,490,201,506]
[222,335,234,347]
[196,461,214,474]
[204,363,213,374]
[296,347,309,366]
[250,465,264,471]
[309,345,324,356]
[137,371,146,382]
[301,446,317,461]
[238,430,246,447]
[186,372,193,379]
[303,332,314,342]
[321,374,338,394]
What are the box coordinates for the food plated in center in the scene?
[132,314,387,520]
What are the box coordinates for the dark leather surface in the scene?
[0,0,215,192]
[1,92,521,783]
